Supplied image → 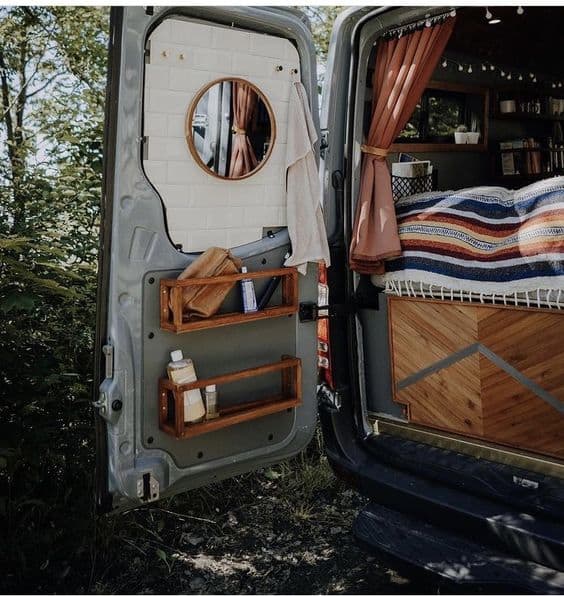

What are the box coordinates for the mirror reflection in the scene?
[187,78,275,179]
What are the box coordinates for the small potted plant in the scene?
[454,124,468,144]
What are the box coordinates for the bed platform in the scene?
[388,295,564,459]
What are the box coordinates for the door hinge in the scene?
[299,301,354,322]
[320,129,329,159]
[317,382,341,412]
[93,343,114,418]
[103,343,114,380]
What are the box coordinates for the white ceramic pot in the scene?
[466,132,480,144]
[454,132,467,144]
[499,100,516,114]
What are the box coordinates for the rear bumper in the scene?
[354,502,564,594]
[320,407,564,584]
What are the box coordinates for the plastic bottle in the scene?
[167,350,205,424]
[204,384,219,420]
[240,266,257,313]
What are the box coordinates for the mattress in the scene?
[372,176,564,305]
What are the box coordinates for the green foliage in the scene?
[0,7,343,593]
[301,6,345,62]
[0,6,109,591]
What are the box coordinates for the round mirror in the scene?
[186,77,276,180]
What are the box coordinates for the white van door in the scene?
[95,6,321,512]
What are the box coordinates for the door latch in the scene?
[299,301,355,322]
[137,472,160,502]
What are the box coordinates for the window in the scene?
[394,81,489,150]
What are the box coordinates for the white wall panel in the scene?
[144,17,299,252]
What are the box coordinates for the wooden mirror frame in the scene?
[391,80,490,153]
[185,77,277,181]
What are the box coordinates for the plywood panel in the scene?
[396,353,483,436]
[390,299,478,381]
[388,296,564,460]
[481,359,564,458]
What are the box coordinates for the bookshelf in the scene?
[490,88,564,183]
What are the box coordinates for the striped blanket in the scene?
[372,176,564,302]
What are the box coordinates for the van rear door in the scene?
[95,6,321,512]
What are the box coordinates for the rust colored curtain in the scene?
[349,18,456,274]
[229,82,259,178]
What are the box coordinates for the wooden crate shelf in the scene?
[160,267,298,333]
[159,356,302,439]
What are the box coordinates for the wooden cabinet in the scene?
[388,296,564,459]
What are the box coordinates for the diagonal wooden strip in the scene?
[478,345,564,414]
[397,343,480,390]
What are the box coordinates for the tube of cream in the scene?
[240,266,258,313]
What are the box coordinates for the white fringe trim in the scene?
[384,280,564,309]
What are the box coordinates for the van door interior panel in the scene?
[98,7,323,508]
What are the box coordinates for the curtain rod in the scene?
[382,9,456,40]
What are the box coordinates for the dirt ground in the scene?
[91,446,436,595]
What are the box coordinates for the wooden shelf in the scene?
[497,147,561,153]
[492,112,564,122]
[159,356,302,438]
[391,142,488,153]
[493,170,564,181]
[160,267,298,333]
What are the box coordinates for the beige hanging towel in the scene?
[284,82,331,275]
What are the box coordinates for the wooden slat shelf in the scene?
[159,356,302,438]
[491,112,564,122]
[160,267,298,333]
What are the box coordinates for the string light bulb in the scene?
[468,65,473,73]
[533,77,537,83]
[507,73,512,81]
[458,64,463,72]
[500,70,506,77]
[482,64,487,71]
[442,58,448,68]
[559,82,563,88]
[518,74,523,81]
[485,7,492,20]
[517,6,524,15]
[490,65,495,71]
[450,8,456,17]
[425,14,432,27]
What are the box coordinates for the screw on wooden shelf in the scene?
[179,53,185,60]
[275,65,283,72]
[161,50,168,58]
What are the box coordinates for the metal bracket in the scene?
[103,343,114,380]
[137,473,160,502]
[317,383,341,412]
[299,301,355,322]
[92,392,107,415]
